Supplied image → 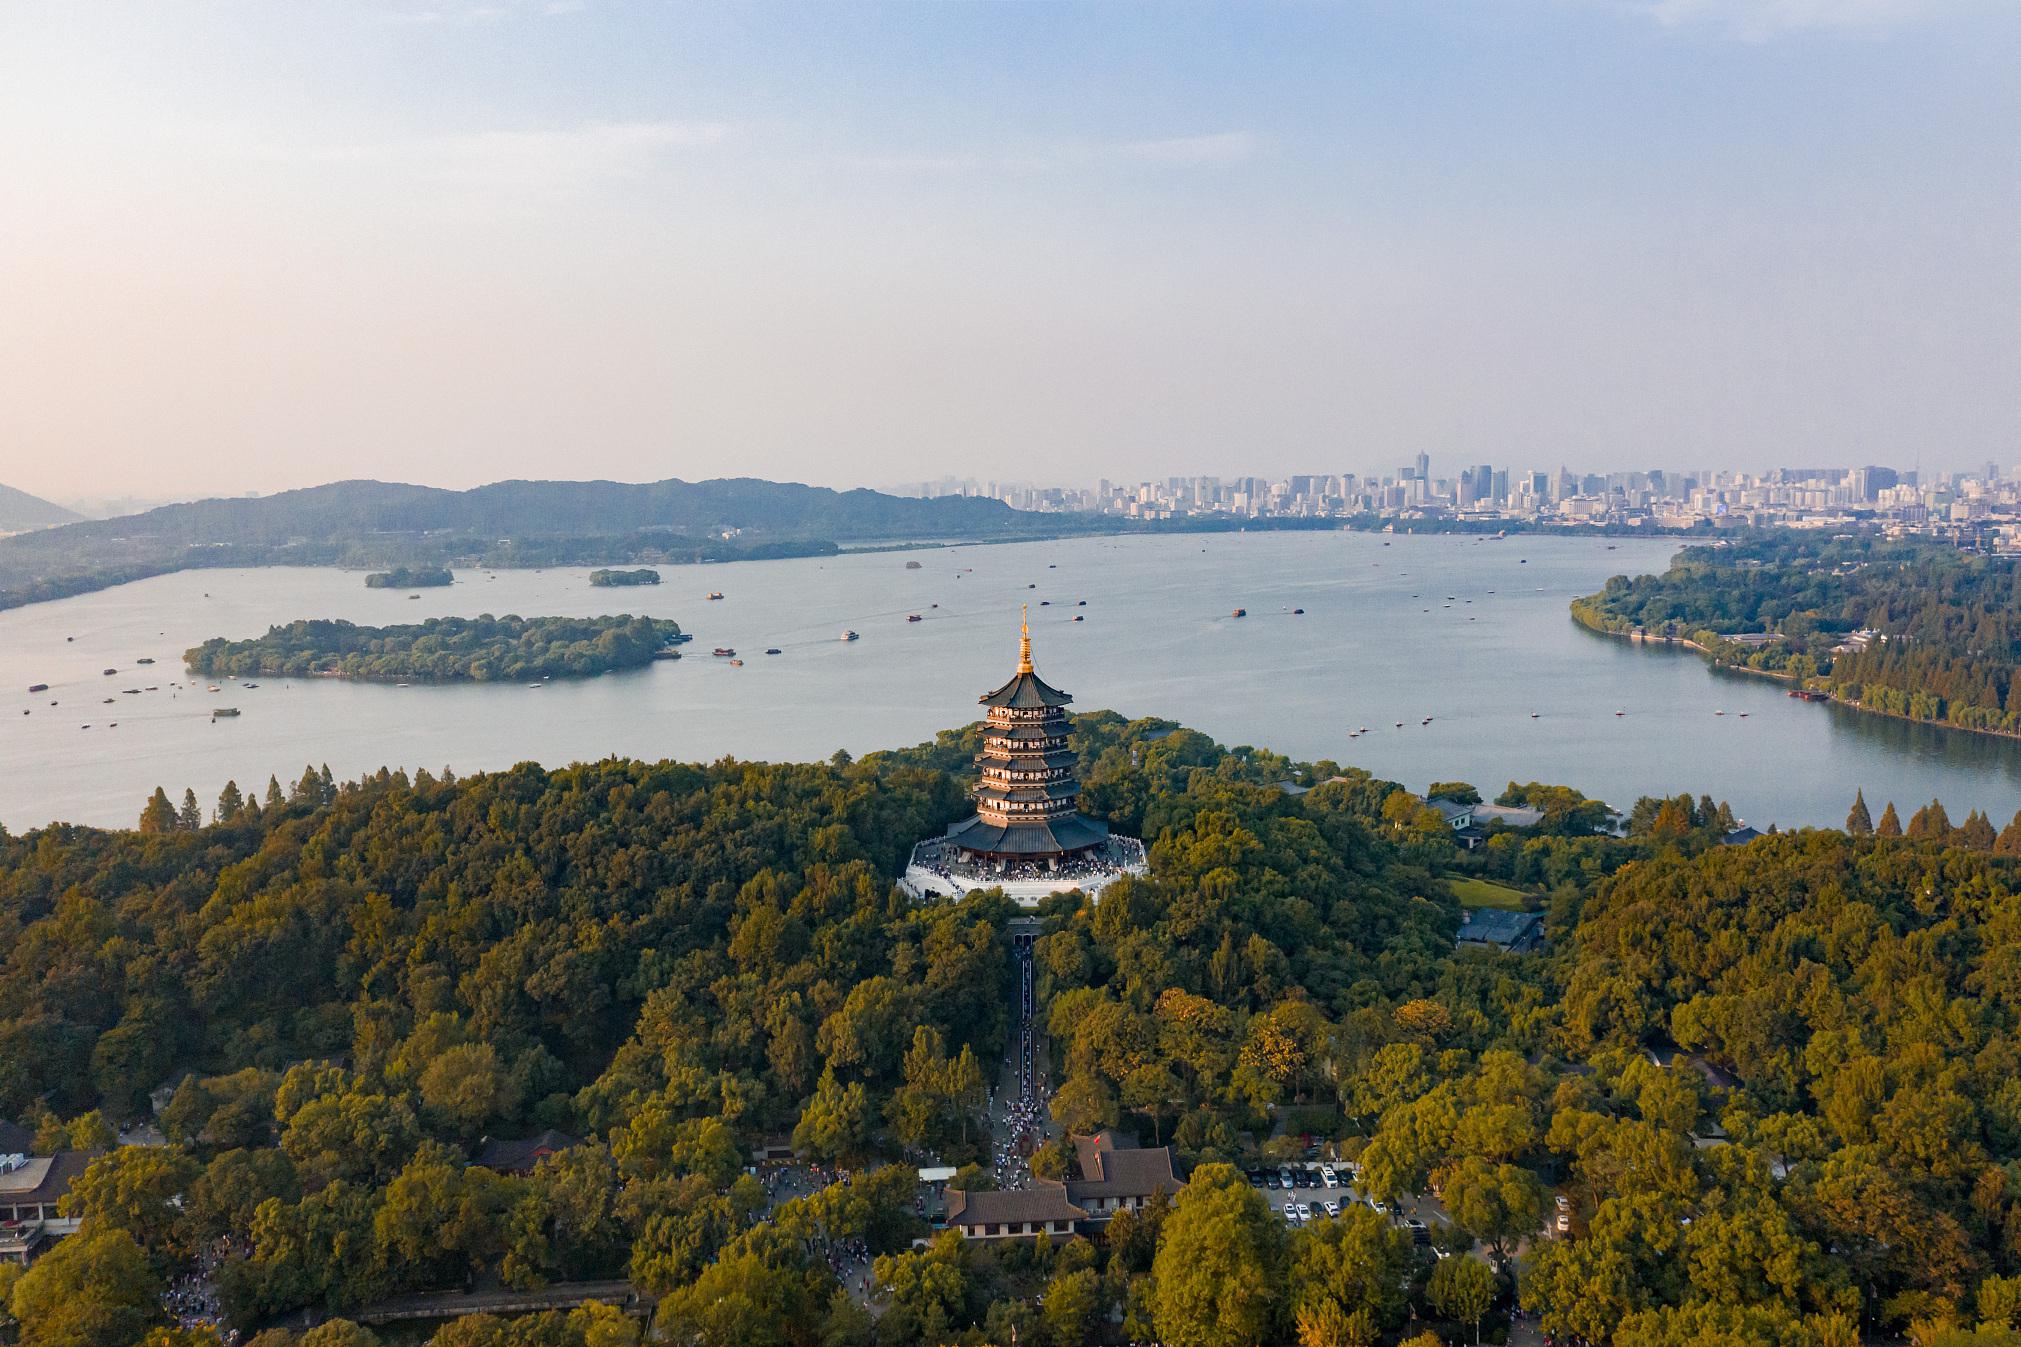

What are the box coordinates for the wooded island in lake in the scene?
[363,565,453,588]
[588,567,661,587]
[184,614,684,682]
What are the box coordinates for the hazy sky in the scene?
[2,1,2018,504]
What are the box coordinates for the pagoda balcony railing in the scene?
[988,707,1063,722]
[977,799,1081,819]
[980,766,1073,784]
[983,736,1069,753]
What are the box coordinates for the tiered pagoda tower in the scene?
[943,607,1108,865]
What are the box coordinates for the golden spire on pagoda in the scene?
[1018,604,1033,673]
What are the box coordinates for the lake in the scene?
[4,530,2020,832]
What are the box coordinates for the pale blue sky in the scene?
[2,1,2017,501]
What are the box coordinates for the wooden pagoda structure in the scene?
[941,607,1108,865]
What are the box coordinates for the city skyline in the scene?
[4,1,2019,502]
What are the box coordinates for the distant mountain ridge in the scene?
[26,476,1025,546]
[0,475,1089,611]
[0,482,83,531]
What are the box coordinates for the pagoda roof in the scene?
[945,813,1109,856]
[980,609,1075,709]
[980,670,1074,710]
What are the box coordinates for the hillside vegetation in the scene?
[0,476,1078,611]
[7,722,2021,1344]
[1576,532,2021,736]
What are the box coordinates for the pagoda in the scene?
[942,606,1108,863]
[902,607,1145,904]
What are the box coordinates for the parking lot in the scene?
[1246,1161,1457,1252]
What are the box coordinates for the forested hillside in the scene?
[0,477,1083,611]
[5,719,2021,1345]
[1575,532,2021,736]
[0,482,82,532]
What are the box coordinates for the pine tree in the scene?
[216,780,244,823]
[264,776,284,809]
[1997,811,2021,856]
[1877,802,1903,837]
[137,787,176,834]
[1960,809,1998,850]
[318,764,336,802]
[1846,790,1873,836]
[177,788,202,831]
[292,766,322,805]
[1907,799,1953,840]
[1651,800,1694,836]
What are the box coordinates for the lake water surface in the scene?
[4,531,2020,831]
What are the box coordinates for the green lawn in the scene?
[1446,875,1534,910]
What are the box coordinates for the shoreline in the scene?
[1574,611,2021,745]
[2,517,1707,615]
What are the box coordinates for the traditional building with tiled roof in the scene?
[945,1130,1182,1241]
[941,608,1110,862]
[474,1129,581,1175]
[0,1150,100,1266]
[902,612,1148,905]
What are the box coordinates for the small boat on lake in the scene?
[707,592,725,600]
[765,648,781,655]
[213,707,240,718]
[905,560,922,569]
[1292,608,1304,614]
[841,630,859,641]
[907,614,923,622]
[102,667,117,676]
[1072,615,1083,622]
[712,648,736,658]
[27,683,47,693]
[136,657,154,665]
[728,658,743,667]
[1232,608,1247,618]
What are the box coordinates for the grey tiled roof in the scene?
[944,814,1109,855]
[946,1184,1085,1226]
[979,671,1074,710]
